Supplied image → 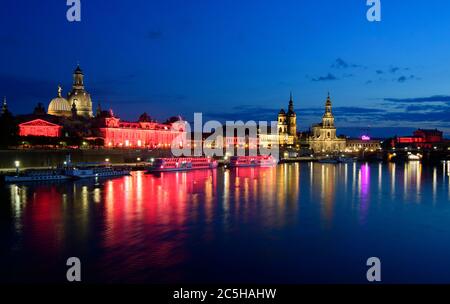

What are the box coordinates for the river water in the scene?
[1,161,450,283]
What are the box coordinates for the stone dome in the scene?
[48,86,71,117]
[67,65,93,117]
[67,89,93,117]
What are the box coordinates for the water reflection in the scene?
[2,161,450,283]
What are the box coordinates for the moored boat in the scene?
[318,158,339,164]
[64,167,131,179]
[228,155,278,168]
[4,170,71,183]
[146,157,218,173]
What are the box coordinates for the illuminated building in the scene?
[306,93,346,153]
[13,66,186,148]
[47,86,72,117]
[346,136,382,152]
[19,119,62,137]
[97,111,186,148]
[277,93,297,146]
[66,65,93,118]
[392,129,444,150]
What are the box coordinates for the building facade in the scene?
[307,94,346,153]
[392,129,444,150]
[19,119,62,137]
[346,136,382,152]
[98,113,186,148]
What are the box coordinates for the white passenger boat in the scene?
[147,157,218,173]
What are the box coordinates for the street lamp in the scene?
[14,160,20,175]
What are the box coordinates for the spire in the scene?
[74,64,83,74]
[324,92,333,116]
[287,92,295,115]
[96,102,102,116]
[57,85,62,97]
[326,92,332,106]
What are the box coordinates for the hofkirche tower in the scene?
[277,92,297,145]
[67,65,93,117]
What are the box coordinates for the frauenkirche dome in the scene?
[67,65,93,118]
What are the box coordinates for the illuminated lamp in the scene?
[14,160,20,175]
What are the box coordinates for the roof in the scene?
[19,118,62,128]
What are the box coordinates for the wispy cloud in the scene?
[331,58,363,69]
[383,95,450,103]
[397,74,419,83]
[311,73,338,82]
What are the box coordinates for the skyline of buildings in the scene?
[0,65,447,161]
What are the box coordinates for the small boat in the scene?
[318,158,339,164]
[147,157,218,173]
[337,156,356,163]
[228,155,278,168]
[4,170,71,183]
[65,167,131,179]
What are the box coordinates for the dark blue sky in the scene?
[1,0,450,137]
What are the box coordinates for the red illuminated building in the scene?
[19,119,62,137]
[393,129,444,149]
[9,66,187,149]
[97,115,186,148]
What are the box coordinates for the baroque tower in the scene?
[287,92,297,137]
[322,93,335,128]
[67,65,93,118]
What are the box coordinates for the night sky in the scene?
[1,0,450,137]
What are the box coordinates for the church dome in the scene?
[48,86,71,117]
[67,65,93,117]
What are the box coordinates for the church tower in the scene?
[287,92,297,137]
[322,93,335,128]
[67,65,93,118]
[277,108,287,135]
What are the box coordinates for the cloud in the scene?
[376,70,384,74]
[205,102,450,135]
[389,66,401,74]
[206,105,278,122]
[311,73,338,82]
[331,58,362,69]
[397,75,418,83]
[383,95,450,103]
